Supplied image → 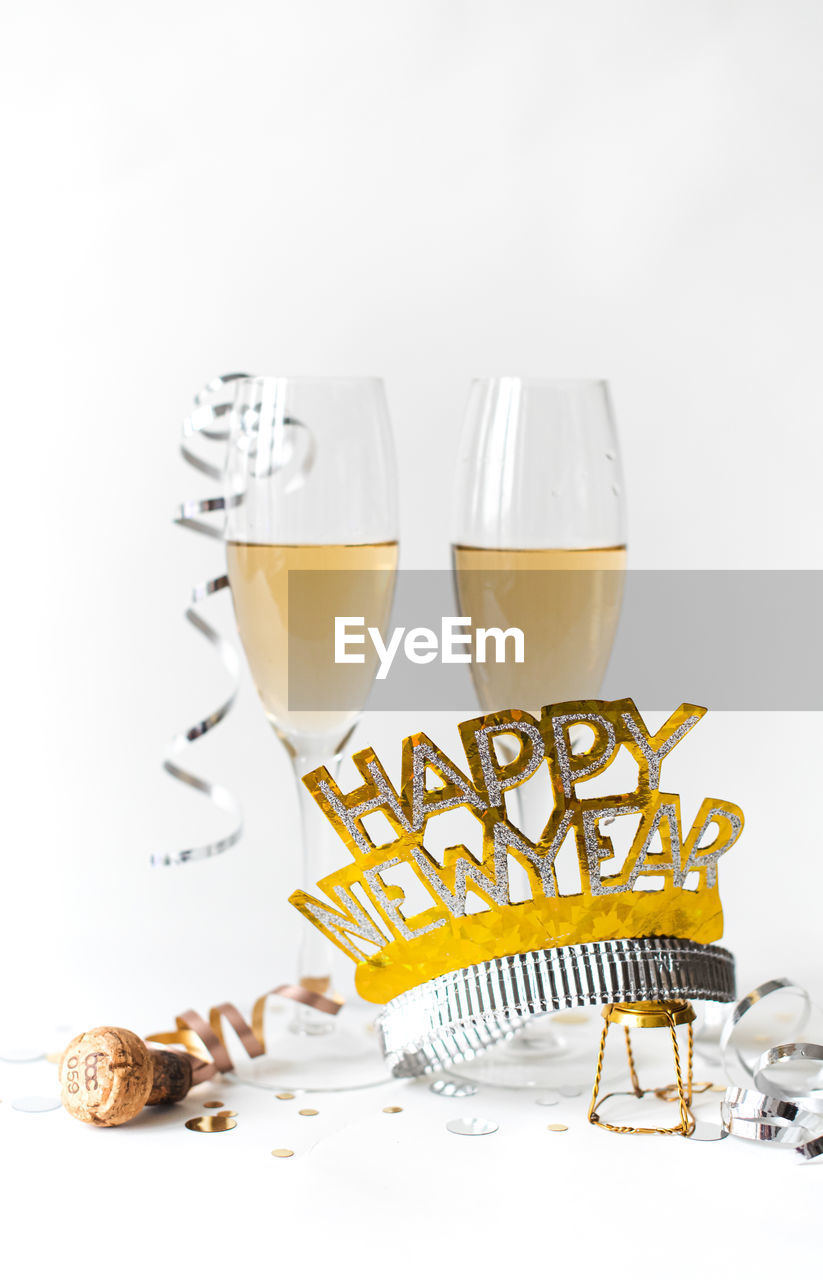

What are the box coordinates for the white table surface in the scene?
[2,1014,818,1279]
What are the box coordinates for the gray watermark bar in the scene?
[287,569,823,712]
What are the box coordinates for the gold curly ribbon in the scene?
[146,985,343,1083]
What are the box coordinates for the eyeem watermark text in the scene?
[335,616,525,680]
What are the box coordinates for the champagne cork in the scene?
[59,1027,193,1127]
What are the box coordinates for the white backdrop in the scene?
[3,1,822,1041]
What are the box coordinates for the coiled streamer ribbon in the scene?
[720,977,823,1160]
[146,380,338,1036]
[153,373,251,867]
[146,986,343,1084]
[153,373,315,865]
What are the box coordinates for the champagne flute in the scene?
[452,377,626,1088]
[225,376,398,1090]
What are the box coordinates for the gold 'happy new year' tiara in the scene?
[290,698,743,1006]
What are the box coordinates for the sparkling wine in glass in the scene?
[225,377,398,1090]
[452,377,627,1087]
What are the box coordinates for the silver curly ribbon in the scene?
[719,977,823,1159]
[152,374,251,867]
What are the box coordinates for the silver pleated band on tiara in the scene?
[376,936,736,1078]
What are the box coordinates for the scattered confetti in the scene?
[276,1092,295,1101]
[11,1096,61,1113]
[535,1093,561,1107]
[547,1123,569,1132]
[685,1122,728,1142]
[217,1109,237,1118]
[429,1078,477,1098]
[298,1108,319,1117]
[272,1148,294,1158]
[203,1100,225,1108]
[558,1085,582,1098]
[382,1106,403,1114]
[446,1117,498,1136]
[185,1115,237,1133]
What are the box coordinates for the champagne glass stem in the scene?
[507,781,568,1055]
[288,746,343,1036]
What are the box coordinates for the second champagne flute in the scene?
[225,376,398,1090]
[452,377,626,1087]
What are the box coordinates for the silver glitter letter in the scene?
[622,707,704,790]
[293,885,390,962]
[682,803,743,888]
[410,740,484,828]
[363,858,446,941]
[625,801,682,889]
[475,721,545,808]
[582,805,642,895]
[317,761,413,856]
[552,713,617,800]
[493,816,566,898]
[409,843,510,916]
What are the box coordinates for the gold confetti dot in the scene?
[185,1115,237,1133]
[272,1148,294,1158]
[203,1100,225,1108]
[276,1092,295,1101]
[383,1106,403,1114]
[217,1109,237,1118]
[547,1123,568,1132]
[298,1108,319,1116]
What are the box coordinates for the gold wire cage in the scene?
[587,1000,711,1136]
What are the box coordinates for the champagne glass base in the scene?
[229,1002,391,1093]
[449,1011,610,1091]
